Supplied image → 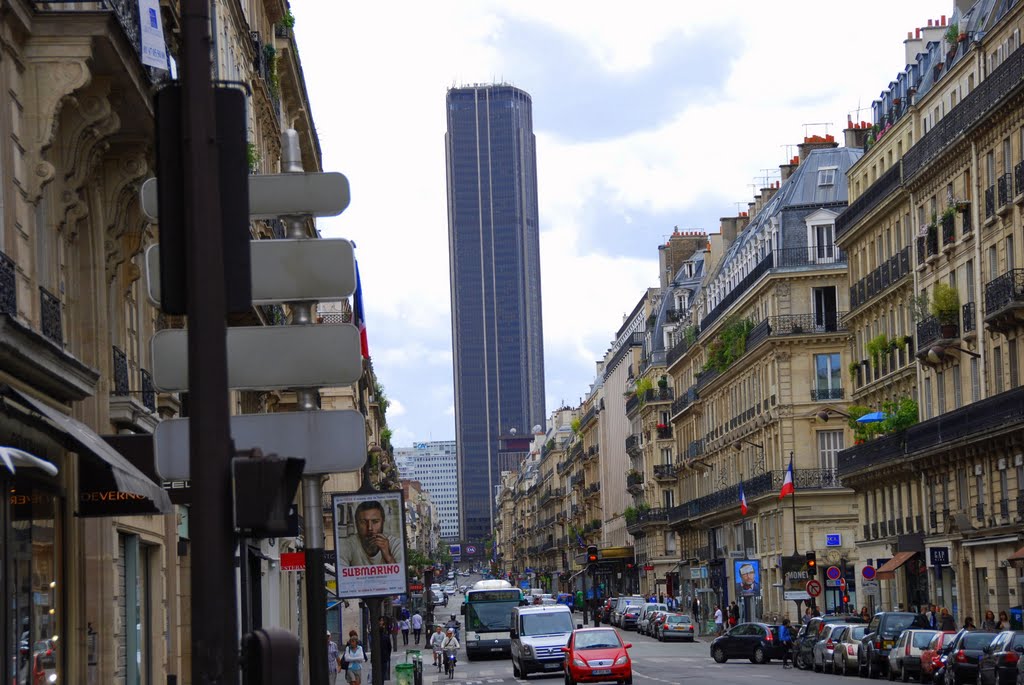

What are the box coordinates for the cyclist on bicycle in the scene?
[429,625,445,668]
[441,628,460,675]
[444,615,461,641]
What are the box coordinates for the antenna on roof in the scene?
[734,202,746,214]
[781,144,797,161]
[803,122,834,137]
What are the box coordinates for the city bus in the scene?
[461,579,524,660]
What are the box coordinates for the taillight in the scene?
[848,645,857,656]
[765,632,773,642]
[906,641,911,657]
[875,641,882,649]
[826,639,834,650]
[955,649,967,663]
[1002,652,1020,666]
[689,625,694,631]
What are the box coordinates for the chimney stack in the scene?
[780,154,799,182]
[798,133,839,162]
[658,228,709,288]
[844,118,872,149]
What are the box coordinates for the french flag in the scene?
[779,454,795,500]
[352,260,369,358]
[739,483,748,516]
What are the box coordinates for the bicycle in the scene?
[444,651,457,679]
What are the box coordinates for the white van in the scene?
[509,604,575,678]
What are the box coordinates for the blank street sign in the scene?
[155,410,367,478]
[140,172,350,221]
[151,325,361,391]
[145,239,355,306]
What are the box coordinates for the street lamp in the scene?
[814,408,850,422]
[926,344,980,364]
[733,439,766,476]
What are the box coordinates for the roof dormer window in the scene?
[817,166,837,187]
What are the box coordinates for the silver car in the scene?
[812,624,849,673]
[832,624,868,676]
[656,613,695,642]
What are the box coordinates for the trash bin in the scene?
[395,662,414,685]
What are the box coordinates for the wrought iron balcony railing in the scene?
[653,463,678,480]
[112,346,130,396]
[811,387,843,401]
[998,172,1013,207]
[39,287,62,345]
[670,386,699,418]
[836,162,902,237]
[985,185,996,219]
[1016,160,1024,198]
[0,251,15,316]
[962,301,976,334]
[701,251,773,331]
[984,268,1024,318]
[916,316,958,351]
[941,214,956,246]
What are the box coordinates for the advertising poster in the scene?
[332,491,407,598]
[781,555,811,600]
[734,559,761,597]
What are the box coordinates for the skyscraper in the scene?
[394,441,460,540]
[445,84,546,543]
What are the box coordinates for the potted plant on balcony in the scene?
[658,374,669,390]
[848,361,860,383]
[866,333,889,370]
[930,282,961,338]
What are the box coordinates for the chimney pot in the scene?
[941,15,946,26]
[928,19,933,26]
[908,31,913,39]
[916,27,921,38]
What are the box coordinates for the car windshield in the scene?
[913,632,937,648]
[963,633,998,649]
[520,612,574,636]
[880,615,917,638]
[575,630,620,650]
[667,615,692,624]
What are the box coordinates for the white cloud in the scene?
[292,0,941,443]
[388,398,407,418]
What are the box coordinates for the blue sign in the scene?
[825,533,842,547]
[519,581,530,590]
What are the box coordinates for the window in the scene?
[966,259,975,303]
[817,167,837,186]
[817,431,844,471]
[936,370,946,413]
[952,367,963,408]
[1008,236,1016,271]
[957,469,968,510]
[989,246,999,277]
[1010,339,1019,388]
[971,357,980,402]
[662,489,675,509]
[813,353,842,400]
[811,224,836,261]
[664,531,676,555]
[923,376,933,419]
[975,471,986,520]
[994,346,1004,393]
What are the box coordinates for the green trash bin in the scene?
[395,662,414,685]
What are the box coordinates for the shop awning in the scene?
[0,385,171,514]
[876,551,917,579]
[1008,547,1024,570]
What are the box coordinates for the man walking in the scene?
[714,605,724,635]
[691,597,700,635]
[327,631,341,685]
[411,610,423,645]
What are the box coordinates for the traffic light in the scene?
[586,545,599,565]
[842,594,850,605]
[806,551,817,576]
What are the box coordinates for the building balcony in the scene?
[625,506,670,536]
[570,473,585,490]
[585,482,600,498]
[655,425,673,440]
[626,472,644,495]
[916,316,959,357]
[670,386,699,420]
[810,386,844,401]
[579,404,599,429]
[985,185,996,222]
[626,387,674,416]
[625,434,642,457]
[941,213,956,250]
[1016,160,1024,202]
[962,301,977,336]
[768,311,847,335]
[836,162,902,238]
[849,247,911,311]
[652,463,678,482]
[583,444,599,462]
[984,268,1024,333]
[998,173,1013,214]
[556,459,572,475]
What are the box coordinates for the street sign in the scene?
[465,545,477,555]
[145,240,355,306]
[141,173,351,221]
[151,325,362,391]
[280,552,305,571]
[826,565,842,581]
[154,410,367,479]
[861,579,880,596]
[806,579,822,597]
[862,565,877,580]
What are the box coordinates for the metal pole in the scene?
[582,566,588,626]
[278,130,329,685]
[181,2,238,683]
[368,600,383,685]
[790,452,798,556]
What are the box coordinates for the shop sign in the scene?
[929,547,950,567]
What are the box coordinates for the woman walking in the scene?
[981,610,998,630]
[343,635,366,685]
[399,616,410,646]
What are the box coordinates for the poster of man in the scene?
[734,560,760,597]
[332,492,407,597]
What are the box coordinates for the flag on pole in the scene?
[576,531,585,549]
[739,483,748,516]
[352,260,369,358]
[779,454,795,500]
[492,537,497,562]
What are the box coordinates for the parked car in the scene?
[636,604,667,636]
[656,614,695,642]
[942,629,998,685]
[887,629,938,682]
[858,611,931,679]
[611,597,644,627]
[795,615,865,670]
[920,630,958,683]
[710,622,785,664]
[977,630,1024,685]
[833,624,869,676]
[811,623,850,673]
[561,627,633,685]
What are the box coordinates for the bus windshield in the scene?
[467,601,516,632]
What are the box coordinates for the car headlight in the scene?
[573,657,587,667]
[614,655,629,665]
[521,645,533,657]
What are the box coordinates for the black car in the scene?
[794,615,865,670]
[978,630,1024,685]
[710,622,786,664]
[858,611,931,679]
[943,630,998,685]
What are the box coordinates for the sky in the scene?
[291,0,942,447]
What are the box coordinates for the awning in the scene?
[0,384,171,514]
[876,551,917,579]
[1007,547,1024,570]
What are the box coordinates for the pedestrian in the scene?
[997,610,1010,630]
[803,607,813,625]
[779,618,794,668]
[812,605,821,617]
[939,607,956,631]
[399,616,410,646]
[963,615,976,630]
[691,598,700,634]
[378,617,393,681]
[981,610,998,630]
[328,632,341,685]
[860,606,870,622]
[714,605,724,635]
[729,601,739,627]
[927,604,938,629]
[343,635,366,685]
[411,610,423,645]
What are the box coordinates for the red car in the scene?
[562,627,633,685]
[920,630,957,682]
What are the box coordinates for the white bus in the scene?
[461,579,523,660]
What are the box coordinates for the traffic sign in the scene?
[154,410,368,479]
[826,565,842,581]
[465,545,477,555]
[806,579,822,597]
[146,240,355,306]
[151,325,362,391]
[862,565,877,580]
[141,173,351,221]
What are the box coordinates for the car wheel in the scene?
[825,658,833,674]
[795,651,807,670]
[868,657,880,680]
[712,647,727,663]
[753,647,768,665]
[623,676,633,685]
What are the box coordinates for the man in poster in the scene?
[336,500,402,566]
[735,560,760,597]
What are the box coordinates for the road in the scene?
[401,614,822,685]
